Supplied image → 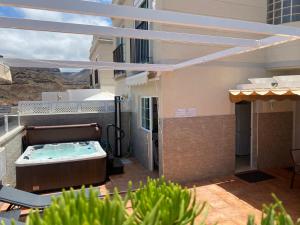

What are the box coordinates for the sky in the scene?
[0,0,112,71]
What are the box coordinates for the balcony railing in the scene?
[113,43,126,78]
[0,114,21,136]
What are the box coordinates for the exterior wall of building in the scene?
[111,0,297,182]
[159,63,266,181]
[0,127,24,186]
[129,80,162,170]
[256,111,293,169]
[90,38,115,92]
[162,115,235,182]
[0,147,5,182]
[0,63,12,84]
[251,100,294,170]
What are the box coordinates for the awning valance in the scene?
[229,89,300,103]
[125,72,149,86]
[125,72,158,86]
[229,75,300,103]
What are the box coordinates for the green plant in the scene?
[1,177,206,225]
[247,194,300,225]
[26,187,134,225]
[1,220,16,225]
[128,177,208,225]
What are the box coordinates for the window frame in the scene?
[94,69,99,84]
[140,97,153,132]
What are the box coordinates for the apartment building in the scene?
[89,36,115,93]
[110,0,300,182]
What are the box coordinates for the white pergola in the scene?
[0,0,300,72]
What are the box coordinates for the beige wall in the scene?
[266,22,300,70]
[0,63,12,84]
[157,0,266,22]
[160,60,267,118]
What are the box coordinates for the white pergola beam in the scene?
[0,17,258,47]
[174,36,299,70]
[1,58,175,72]
[2,0,300,36]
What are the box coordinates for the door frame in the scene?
[140,96,159,171]
[250,101,257,169]
[235,101,257,171]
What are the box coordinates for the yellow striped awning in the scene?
[229,89,300,103]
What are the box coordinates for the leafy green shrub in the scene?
[247,194,300,225]
[26,188,134,225]
[1,177,206,225]
[128,177,208,225]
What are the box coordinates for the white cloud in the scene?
[0,3,112,70]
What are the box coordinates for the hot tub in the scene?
[15,141,106,192]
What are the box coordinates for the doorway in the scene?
[235,101,252,172]
[151,97,159,171]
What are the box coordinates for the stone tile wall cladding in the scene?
[256,111,293,169]
[162,115,236,183]
[21,112,131,157]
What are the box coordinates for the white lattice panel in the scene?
[53,102,79,113]
[18,100,123,115]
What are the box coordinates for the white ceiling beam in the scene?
[174,36,299,70]
[2,0,300,36]
[0,17,258,47]
[1,58,175,72]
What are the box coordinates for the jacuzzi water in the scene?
[15,141,106,166]
[29,142,97,160]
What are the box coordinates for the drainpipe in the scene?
[115,96,122,157]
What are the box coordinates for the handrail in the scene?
[106,124,125,156]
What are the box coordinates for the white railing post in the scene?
[17,113,21,126]
[4,115,8,133]
[78,102,81,113]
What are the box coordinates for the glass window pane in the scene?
[292,13,300,21]
[274,1,282,10]
[267,11,274,20]
[293,5,300,14]
[268,0,274,5]
[293,0,300,5]
[282,15,291,22]
[274,17,282,24]
[274,9,281,17]
[283,0,291,7]
[268,4,274,11]
[283,7,291,15]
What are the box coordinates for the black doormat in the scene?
[235,170,275,183]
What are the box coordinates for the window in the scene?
[267,0,300,24]
[130,0,151,64]
[94,70,99,84]
[141,97,151,130]
[113,37,126,77]
[89,74,93,87]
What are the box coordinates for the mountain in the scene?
[0,67,91,106]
